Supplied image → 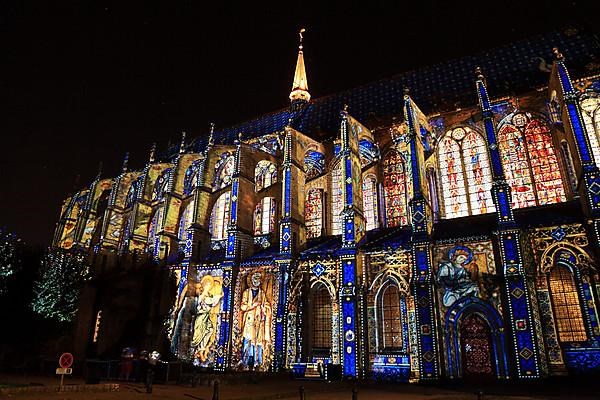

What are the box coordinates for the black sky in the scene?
[2,1,597,247]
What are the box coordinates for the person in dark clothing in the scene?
[139,351,150,392]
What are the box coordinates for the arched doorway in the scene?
[459,313,495,380]
[311,283,332,358]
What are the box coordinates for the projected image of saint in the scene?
[239,272,272,369]
[191,275,223,363]
[436,246,479,307]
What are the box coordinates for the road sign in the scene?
[59,353,73,369]
[56,368,72,375]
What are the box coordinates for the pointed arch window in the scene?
[305,188,323,239]
[153,169,172,201]
[183,161,202,196]
[580,97,600,167]
[178,201,195,241]
[378,282,404,351]
[331,163,344,235]
[383,150,409,227]
[437,127,495,219]
[253,197,276,235]
[362,174,378,231]
[312,284,332,351]
[548,262,587,342]
[304,150,325,180]
[126,180,140,209]
[255,160,277,191]
[147,207,163,255]
[209,192,231,240]
[213,154,235,191]
[498,113,565,208]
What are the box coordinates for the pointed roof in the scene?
[289,28,310,103]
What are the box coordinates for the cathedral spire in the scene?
[289,28,310,108]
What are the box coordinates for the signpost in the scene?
[56,353,74,390]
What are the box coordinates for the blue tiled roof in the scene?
[300,236,342,259]
[181,28,599,156]
[361,227,412,252]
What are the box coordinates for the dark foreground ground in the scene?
[1,373,599,399]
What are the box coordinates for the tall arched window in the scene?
[426,167,440,221]
[253,197,276,235]
[498,113,566,208]
[378,283,403,351]
[580,97,600,166]
[312,284,332,351]
[178,201,195,240]
[548,263,587,342]
[305,150,325,180]
[305,189,323,239]
[362,174,378,231]
[383,150,408,227]
[147,207,163,255]
[255,160,277,191]
[153,169,171,201]
[437,127,495,218]
[331,163,343,235]
[126,179,140,209]
[183,161,201,196]
[213,154,235,191]
[209,192,231,240]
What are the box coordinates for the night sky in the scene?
[2,2,597,247]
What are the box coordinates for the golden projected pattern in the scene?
[232,267,279,371]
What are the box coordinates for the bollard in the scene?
[352,386,358,400]
[212,379,220,400]
[299,386,305,400]
[476,390,484,400]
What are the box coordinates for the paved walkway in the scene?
[1,374,598,399]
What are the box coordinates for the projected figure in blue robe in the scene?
[436,246,479,307]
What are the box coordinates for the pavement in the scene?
[0,374,599,400]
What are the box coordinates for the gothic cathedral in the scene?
[53,28,600,381]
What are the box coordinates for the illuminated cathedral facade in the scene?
[53,29,600,381]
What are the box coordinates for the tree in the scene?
[0,228,22,295]
[32,248,90,323]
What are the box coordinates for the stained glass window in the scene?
[383,150,408,227]
[125,180,139,209]
[427,168,440,221]
[379,283,403,350]
[560,141,577,191]
[305,150,325,180]
[312,284,332,350]
[580,97,600,167]
[498,113,565,208]
[359,139,380,167]
[362,174,378,231]
[255,160,277,191]
[438,127,495,219]
[153,169,171,201]
[213,154,235,191]
[183,161,201,196]
[331,163,344,235]
[178,201,195,240]
[305,188,323,239]
[548,263,587,342]
[209,192,231,240]
[253,197,276,235]
[147,207,163,254]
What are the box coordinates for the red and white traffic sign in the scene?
[59,353,73,369]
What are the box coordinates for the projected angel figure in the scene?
[436,246,479,307]
[191,275,223,363]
